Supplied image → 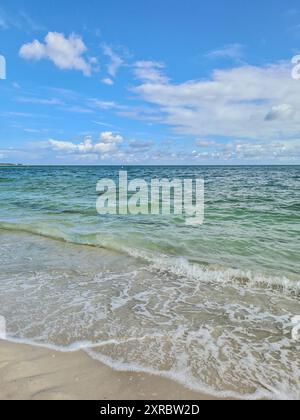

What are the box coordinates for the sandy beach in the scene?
[0,340,215,400]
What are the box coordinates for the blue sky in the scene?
[0,0,300,164]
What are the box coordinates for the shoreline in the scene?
[0,340,217,401]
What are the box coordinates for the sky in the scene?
[0,0,300,165]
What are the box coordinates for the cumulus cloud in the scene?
[49,138,89,153]
[48,132,124,157]
[93,142,117,153]
[19,32,92,76]
[99,131,123,143]
[47,132,159,162]
[133,62,300,142]
[20,39,45,59]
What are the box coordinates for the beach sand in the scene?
[0,340,215,400]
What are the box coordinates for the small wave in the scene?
[0,220,299,296]
[0,222,74,245]
[2,332,298,401]
[114,246,300,297]
[85,347,298,401]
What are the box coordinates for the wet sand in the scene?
[0,340,216,400]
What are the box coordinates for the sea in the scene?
[0,165,299,399]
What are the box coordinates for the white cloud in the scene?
[134,61,169,83]
[133,62,300,142]
[88,99,119,110]
[101,77,114,85]
[102,44,123,77]
[99,131,123,143]
[265,104,295,121]
[92,120,114,128]
[62,106,95,114]
[206,43,244,60]
[94,142,117,153]
[195,139,219,147]
[49,139,83,153]
[48,132,124,157]
[88,98,128,113]
[16,96,64,106]
[47,132,163,163]
[20,39,45,59]
[19,32,92,76]
[191,139,300,162]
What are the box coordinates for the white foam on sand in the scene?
[1,230,299,400]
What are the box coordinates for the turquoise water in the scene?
[0,166,299,399]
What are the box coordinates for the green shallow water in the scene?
[0,166,299,399]
[0,165,299,277]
